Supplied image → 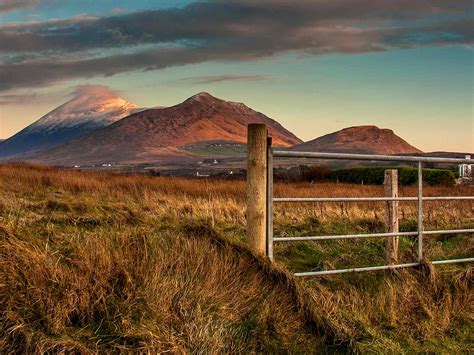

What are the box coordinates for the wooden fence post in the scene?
[266,136,274,261]
[384,169,399,264]
[246,124,268,256]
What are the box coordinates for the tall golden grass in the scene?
[0,163,472,352]
[1,162,471,226]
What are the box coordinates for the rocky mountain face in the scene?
[0,86,139,158]
[30,92,302,165]
[292,125,422,154]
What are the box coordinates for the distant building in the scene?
[458,155,472,179]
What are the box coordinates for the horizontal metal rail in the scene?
[431,257,474,265]
[274,231,418,242]
[273,150,474,164]
[294,258,474,277]
[274,229,473,242]
[274,196,474,203]
[423,196,474,201]
[295,262,420,277]
[423,229,474,235]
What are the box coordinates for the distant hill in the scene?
[0,86,139,159]
[292,125,422,155]
[29,92,302,165]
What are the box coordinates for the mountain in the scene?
[29,92,302,165]
[0,86,139,158]
[292,125,422,155]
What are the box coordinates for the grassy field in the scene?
[182,140,247,157]
[0,163,473,352]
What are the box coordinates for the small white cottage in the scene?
[458,155,472,179]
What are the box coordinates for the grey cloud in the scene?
[0,27,400,92]
[0,90,66,105]
[0,47,228,91]
[1,0,472,54]
[0,84,117,105]
[0,0,37,13]
[0,0,472,92]
[0,93,39,104]
[177,74,274,85]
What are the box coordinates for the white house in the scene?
[458,155,472,179]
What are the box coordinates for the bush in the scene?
[274,165,332,182]
[329,166,455,186]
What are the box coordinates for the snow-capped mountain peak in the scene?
[30,86,138,133]
[0,85,140,158]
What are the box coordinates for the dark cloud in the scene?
[0,47,211,91]
[0,90,65,105]
[1,1,472,53]
[0,0,37,13]
[177,74,274,84]
[0,0,472,92]
[0,93,38,104]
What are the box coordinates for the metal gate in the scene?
[265,146,474,277]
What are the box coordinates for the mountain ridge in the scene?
[3,90,430,167]
[29,92,302,165]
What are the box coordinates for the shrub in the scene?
[329,166,455,186]
[274,165,332,182]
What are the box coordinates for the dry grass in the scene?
[0,163,473,352]
[1,225,327,353]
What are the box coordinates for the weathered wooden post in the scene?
[384,169,399,264]
[246,124,268,256]
[266,136,274,261]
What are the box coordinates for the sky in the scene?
[0,0,472,152]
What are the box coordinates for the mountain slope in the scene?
[0,86,139,158]
[293,125,422,154]
[31,92,302,165]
